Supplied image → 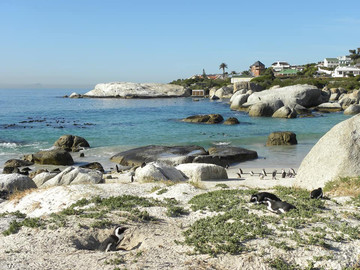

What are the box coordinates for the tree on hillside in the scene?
[230,71,237,75]
[219,63,228,78]
[349,48,360,63]
[202,69,207,79]
[241,70,251,76]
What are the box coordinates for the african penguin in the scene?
[310,187,323,199]
[236,172,242,178]
[264,199,296,214]
[272,170,277,180]
[249,171,254,176]
[281,169,286,178]
[259,173,265,180]
[98,226,127,252]
[262,168,267,176]
[238,168,243,174]
[250,192,281,204]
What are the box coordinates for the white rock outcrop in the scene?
[40,167,103,187]
[84,82,189,98]
[294,114,360,190]
[176,163,228,182]
[135,162,187,183]
[0,174,37,193]
[244,84,327,108]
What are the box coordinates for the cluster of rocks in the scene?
[181,114,240,125]
[229,84,360,118]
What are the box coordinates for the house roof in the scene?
[277,69,299,75]
[325,58,338,62]
[250,61,265,67]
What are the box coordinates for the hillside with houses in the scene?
[170,47,360,96]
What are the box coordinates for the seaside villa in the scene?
[332,66,360,77]
[271,61,290,72]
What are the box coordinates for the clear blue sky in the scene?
[1,0,359,88]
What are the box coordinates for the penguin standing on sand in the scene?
[310,187,323,199]
[98,226,127,252]
[281,169,286,178]
[238,168,243,175]
[262,169,267,177]
[236,172,242,178]
[259,173,265,180]
[249,171,254,176]
[264,199,296,214]
[272,170,277,180]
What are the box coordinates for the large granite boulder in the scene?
[0,174,37,194]
[316,103,342,112]
[84,82,190,98]
[344,104,360,115]
[23,149,74,165]
[110,145,207,166]
[40,167,103,187]
[192,146,258,166]
[272,106,297,118]
[54,135,90,152]
[266,132,297,146]
[230,93,250,110]
[294,114,360,190]
[134,162,187,183]
[244,84,328,109]
[248,100,284,117]
[182,114,224,124]
[32,172,59,187]
[213,85,233,98]
[176,163,228,182]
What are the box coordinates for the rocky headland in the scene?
[82,82,191,98]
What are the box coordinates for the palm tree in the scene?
[219,63,228,78]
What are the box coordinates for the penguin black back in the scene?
[250,192,281,204]
[310,188,323,199]
[265,200,296,214]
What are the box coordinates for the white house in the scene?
[332,66,360,77]
[337,55,351,66]
[271,61,290,72]
[324,58,339,68]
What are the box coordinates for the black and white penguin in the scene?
[272,170,277,180]
[262,168,267,176]
[310,187,323,199]
[98,226,127,252]
[250,192,281,204]
[281,169,286,178]
[238,168,243,175]
[236,172,242,178]
[290,168,296,176]
[259,173,265,180]
[264,199,296,214]
[249,171,254,176]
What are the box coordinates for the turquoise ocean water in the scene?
[0,88,351,170]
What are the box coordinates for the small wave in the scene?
[0,142,18,149]
[212,141,231,146]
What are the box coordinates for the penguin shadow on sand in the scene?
[72,226,142,252]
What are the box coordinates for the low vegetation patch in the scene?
[182,186,360,269]
[324,176,360,197]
